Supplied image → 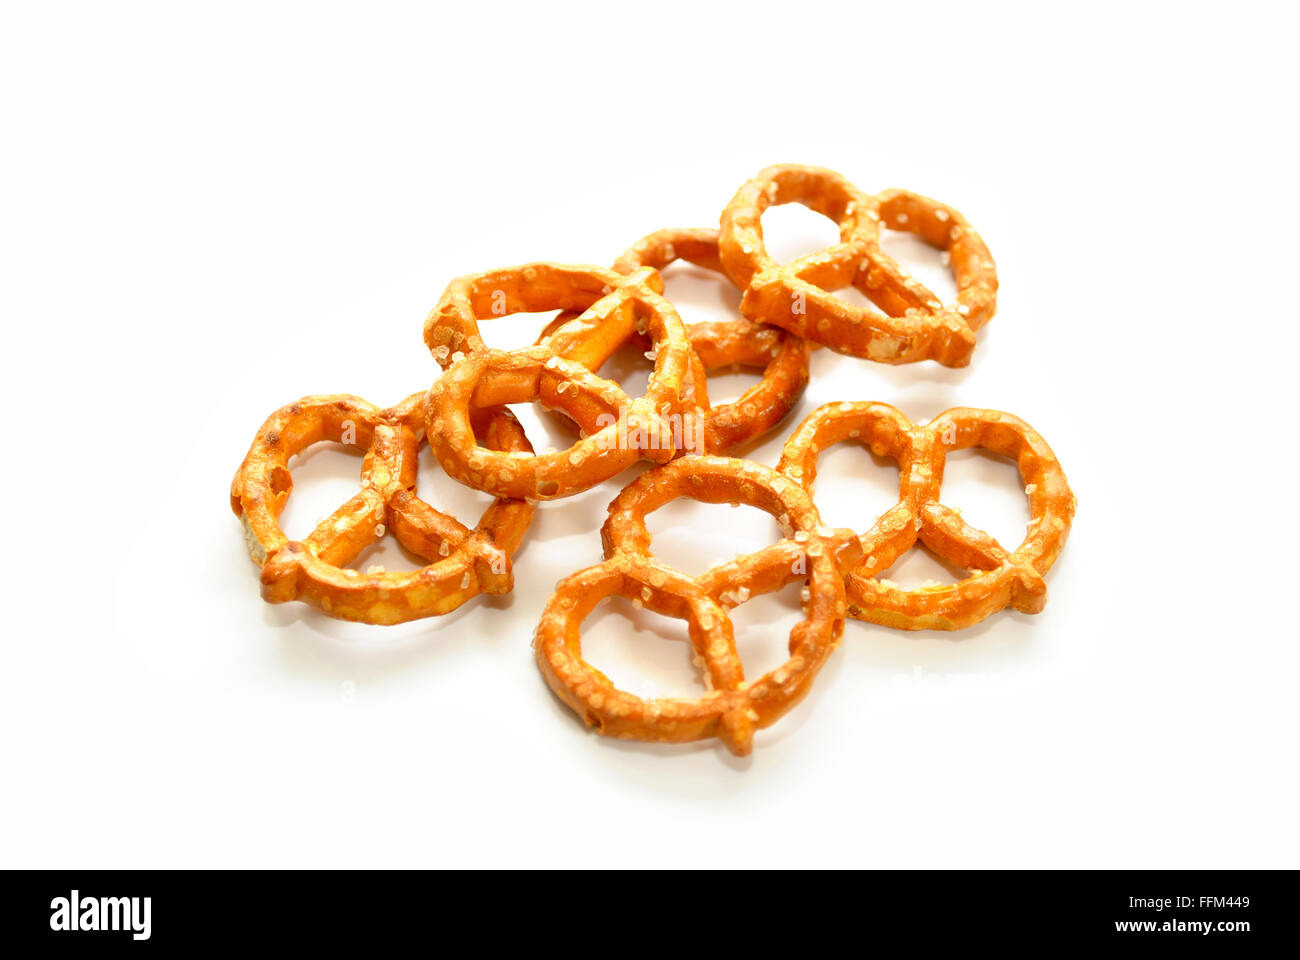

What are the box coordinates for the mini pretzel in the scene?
[777,402,1075,631]
[611,227,811,453]
[231,392,534,624]
[534,455,862,756]
[424,263,695,500]
[719,163,997,367]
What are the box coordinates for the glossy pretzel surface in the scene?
[612,227,810,453]
[777,402,1075,630]
[231,392,533,623]
[425,263,695,500]
[719,164,997,367]
[535,455,861,755]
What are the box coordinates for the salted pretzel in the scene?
[534,455,862,756]
[231,392,534,624]
[777,402,1075,631]
[534,229,810,452]
[719,163,997,367]
[610,227,811,452]
[424,262,696,500]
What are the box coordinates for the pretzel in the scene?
[534,228,810,452]
[424,262,696,500]
[230,392,534,624]
[719,163,997,367]
[534,455,862,756]
[610,227,811,453]
[777,402,1075,631]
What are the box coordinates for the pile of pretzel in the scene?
[232,164,1076,757]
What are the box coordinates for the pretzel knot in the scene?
[777,402,1076,631]
[424,262,696,500]
[719,163,998,367]
[611,227,811,453]
[534,456,862,756]
[230,393,534,624]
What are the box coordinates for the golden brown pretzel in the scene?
[424,263,696,500]
[611,227,811,453]
[231,392,534,624]
[718,163,997,367]
[534,455,862,756]
[776,402,1075,630]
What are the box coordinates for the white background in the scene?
[2,2,1296,868]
